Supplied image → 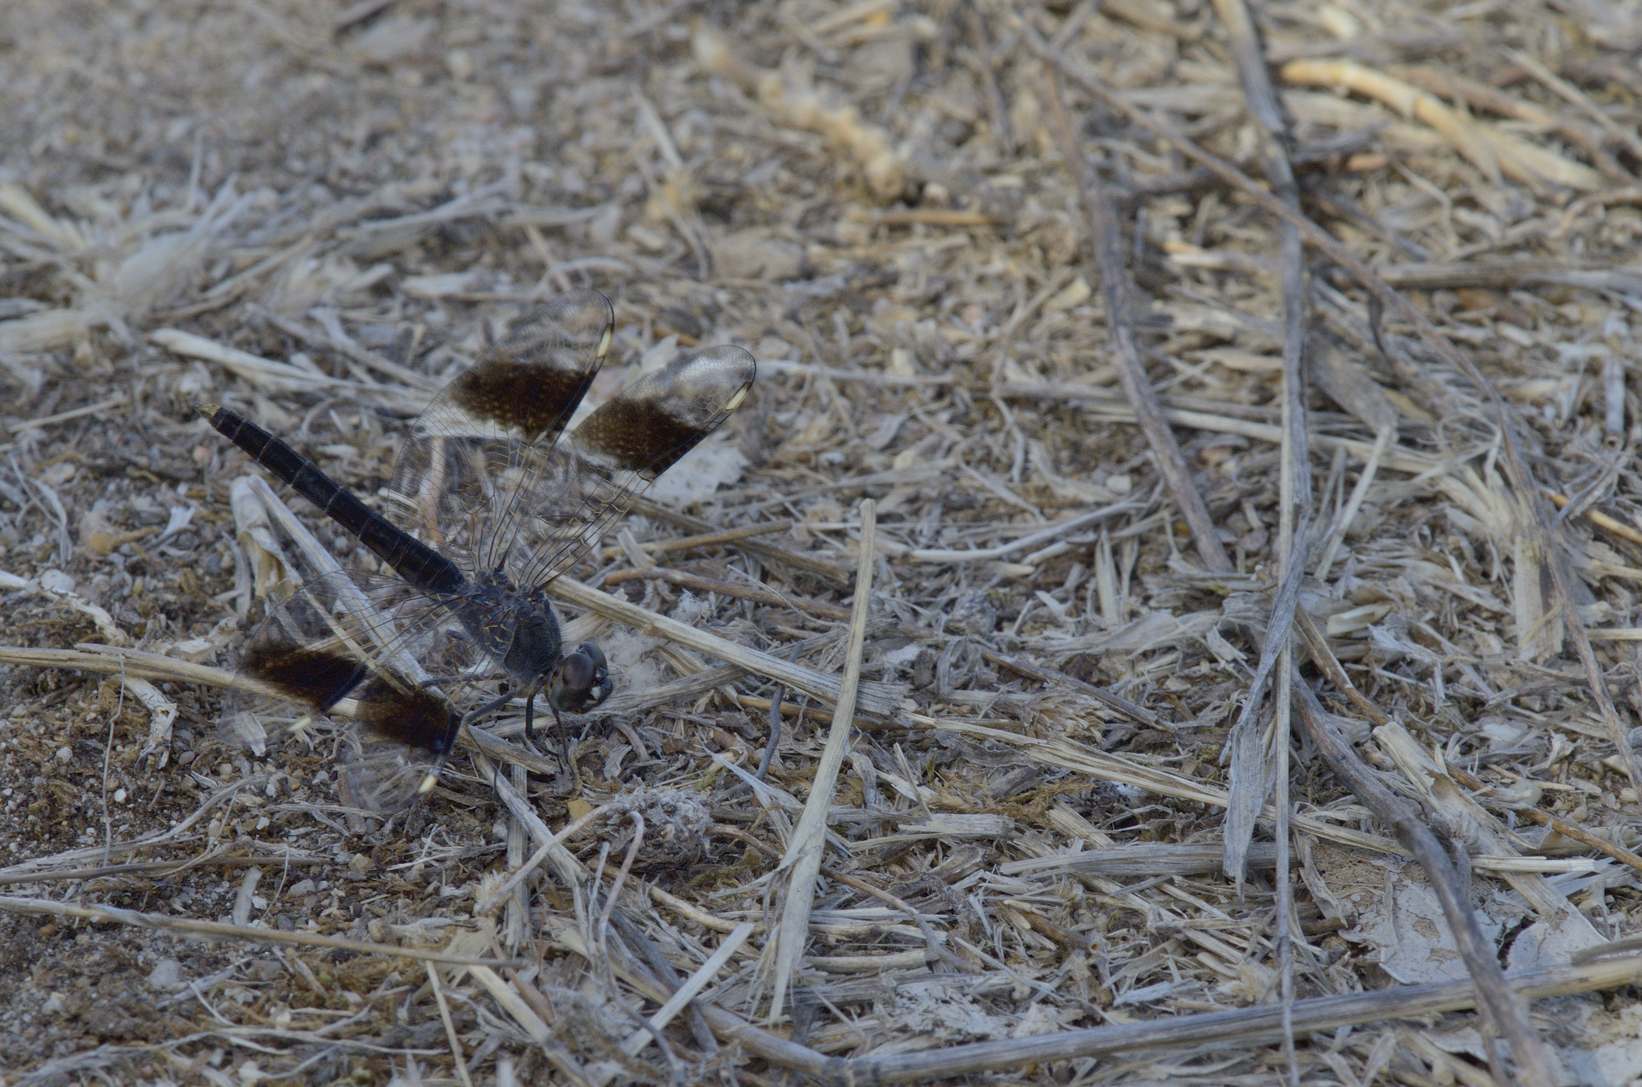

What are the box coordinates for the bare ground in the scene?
[3,1,1642,1084]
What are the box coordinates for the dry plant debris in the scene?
[3,1,1642,1083]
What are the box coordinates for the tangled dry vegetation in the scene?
[4,1,1642,1084]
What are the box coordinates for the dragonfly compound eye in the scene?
[551,643,613,712]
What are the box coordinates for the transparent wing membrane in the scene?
[388,291,614,577]
[512,344,757,589]
[219,567,468,814]
[384,297,753,595]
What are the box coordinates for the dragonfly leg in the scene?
[463,688,514,726]
[522,689,538,748]
[553,701,583,764]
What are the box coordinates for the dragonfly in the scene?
[202,291,756,811]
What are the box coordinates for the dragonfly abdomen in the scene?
[204,405,465,596]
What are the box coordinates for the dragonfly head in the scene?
[548,642,612,714]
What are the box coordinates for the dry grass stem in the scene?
[1292,685,1558,1084]
[1045,74,1230,575]
[0,895,520,967]
[547,573,903,716]
[1030,27,1642,797]
[766,498,877,1016]
[1278,60,1605,192]
[426,961,477,1087]
[1208,5,1312,1075]
[837,955,1642,1085]
[620,921,754,1059]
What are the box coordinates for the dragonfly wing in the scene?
[386,291,614,578]
[220,568,464,813]
[509,343,758,590]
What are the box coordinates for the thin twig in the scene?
[1211,2,1313,1079]
[627,495,850,585]
[426,961,477,1087]
[1042,74,1230,575]
[1290,684,1558,1085]
[757,686,785,780]
[0,895,522,967]
[834,954,1639,1084]
[767,499,877,1016]
[545,574,904,717]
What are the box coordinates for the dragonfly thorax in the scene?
[499,591,566,683]
[448,577,565,684]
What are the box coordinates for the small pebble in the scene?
[147,959,183,990]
